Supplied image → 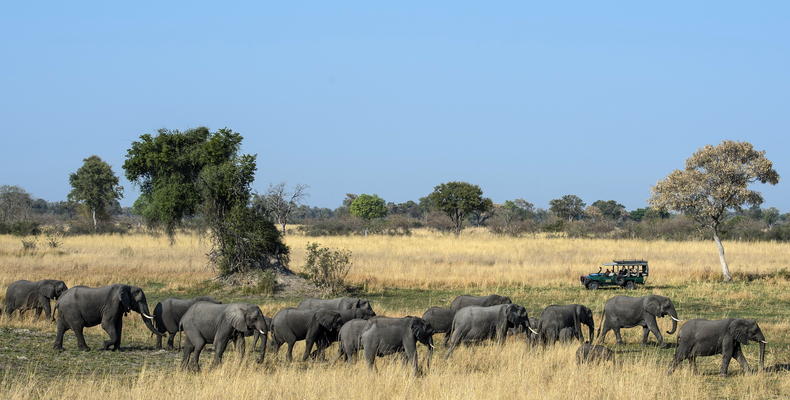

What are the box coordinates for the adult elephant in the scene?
[180,302,268,371]
[598,295,681,347]
[361,316,434,375]
[449,294,511,312]
[667,318,766,376]
[152,296,221,350]
[421,307,455,344]
[539,304,595,345]
[4,279,68,320]
[53,284,159,351]
[445,304,536,359]
[298,297,373,313]
[337,318,373,363]
[270,308,344,362]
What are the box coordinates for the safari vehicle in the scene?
[579,260,648,290]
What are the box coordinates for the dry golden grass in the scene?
[0,230,789,399]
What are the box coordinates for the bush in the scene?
[302,242,352,294]
[298,218,362,236]
[0,221,41,236]
[20,237,37,253]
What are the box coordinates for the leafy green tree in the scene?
[349,194,387,235]
[68,156,123,230]
[651,141,779,281]
[591,200,626,220]
[123,127,242,238]
[549,194,586,222]
[762,207,781,228]
[426,182,491,236]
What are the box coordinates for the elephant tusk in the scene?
[759,340,768,344]
[669,316,682,322]
[258,329,266,335]
[141,312,155,320]
[528,327,539,335]
[429,343,435,349]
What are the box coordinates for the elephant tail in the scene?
[595,310,605,343]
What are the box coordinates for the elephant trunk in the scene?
[256,331,267,364]
[587,322,595,343]
[138,302,162,337]
[666,309,679,335]
[426,336,433,370]
[758,341,766,371]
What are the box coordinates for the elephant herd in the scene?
[3,279,770,376]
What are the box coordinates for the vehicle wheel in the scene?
[587,281,600,290]
[624,281,636,290]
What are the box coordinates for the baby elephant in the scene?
[576,343,615,365]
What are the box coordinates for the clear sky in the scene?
[2,2,788,210]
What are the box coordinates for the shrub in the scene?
[0,221,41,236]
[20,237,37,253]
[302,242,352,294]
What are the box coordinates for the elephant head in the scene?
[644,295,681,335]
[352,307,377,320]
[498,304,535,341]
[729,319,766,370]
[119,285,160,337]
[408,317,435,369]
[40,280,68,300]
[316,310,344,333]
[574,304,595,342]
[227,304,269,363]
[355,299,374,313]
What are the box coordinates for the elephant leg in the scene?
[156,333,163,349]
[646,318,665,347]
[40,296,52,320]
[641,326,650,345]
[53,317,69,350]
[212,338,229,368]
[613,328,624,345]
[286,341,295,362]
[167,333,176,350]
[191,338,207,371]
[363,345,376,371]
[34,307,42,319]
[690,356,699,374]
[181,336,194,370]
[236,335,246,360]
[101,318,122,351]
[74,324,90,351]
[733,345,753,373]
[720,342,734,376]
[302,337,315,362]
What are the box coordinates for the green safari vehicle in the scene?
[579,260,648,290]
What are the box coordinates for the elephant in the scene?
[559,327,578,342]
[360,316,434,375]
[576,343,615,365]
[598,295,681,347]
[152,296,221,350]
[667,318,766,376]
[297,297,374,313]
[445,303,536,359]
[53,284,160,351]
[270,308,344,362]
[337,318,373,363]
[4,279,68,319]
[525,317,541,345]
[421,306,455,344]
[180,302,268,371]
[449,294,512,312]
[539,304,595,345]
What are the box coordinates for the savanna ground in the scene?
[0,229,789,399]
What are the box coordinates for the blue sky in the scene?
[2,2,788,210]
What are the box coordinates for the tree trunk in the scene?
[713,229,732,281]
[280,222,287,236]
[91,208,97,231]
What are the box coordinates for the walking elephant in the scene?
[539,304,595,345]
[180,302,268,371]
[270,308,344,362]
[445,304,536,359]
[53,284,160,351]
[152,296,221,350]
[449,294,511,312]
[360,316,434,375]
[421,306,455,344]
[337,318,373,363]
[298,297,374,313]
[598,295,681,347]
[4,279,68,320]
[667,318,766,376]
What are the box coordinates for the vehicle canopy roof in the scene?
[602,260,648,266]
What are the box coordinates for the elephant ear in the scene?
[728,319,750,345]
[317,311,335,329]
[118,286,133,312]
[226,305,249,332]
[644,297,661,317]
[39,282,57,299]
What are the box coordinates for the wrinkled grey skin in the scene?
[361,316,434,375]
[576,343,615,365]
[598,295,680,347]
[422,307,455,345]
[153,296,221,350]
[337,318,373,363]
[270,308,344,362]
[180,302,268,371]
[297,297,374,313]
[53,284,159,351]
[449,294,512,312]
[445,304,532,359]
[667,318,766,376]
[4,279,68,320]
[539,304,595,345]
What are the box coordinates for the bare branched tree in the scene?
[259,183,309,235]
